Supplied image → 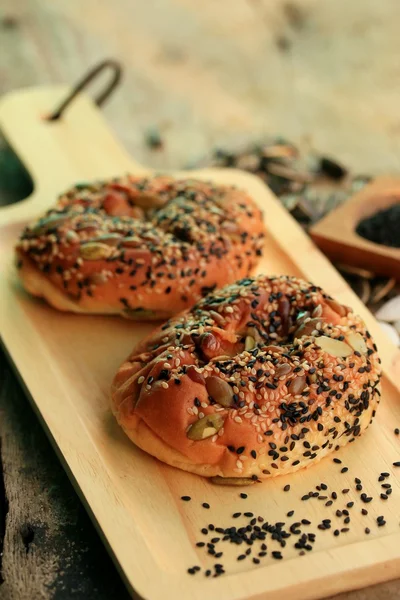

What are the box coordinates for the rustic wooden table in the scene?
[1,1,400,598]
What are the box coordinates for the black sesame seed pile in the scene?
[184,457,400,577]
[356,203,400,249]
[123,274,381,480]
[16,176,265,315]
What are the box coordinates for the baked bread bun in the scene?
[111,274,382,482]
[15,176,265,319]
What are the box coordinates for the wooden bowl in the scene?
[310,177,400,279]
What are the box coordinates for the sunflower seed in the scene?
[261,144,298,159]
[336,264,375,280]
[275,363,291,377]
[205,377,235,408]
[370,278,397,305]
[351,278,371,305]
[291,375,307,395]
[266,162,313,183]
[294,318,323,338]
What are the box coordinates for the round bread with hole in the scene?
[111,274,382,482]
[15,176,265,318]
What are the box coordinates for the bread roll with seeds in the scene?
[112,275,382,482]
[15,176,265,318]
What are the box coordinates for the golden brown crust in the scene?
[111,275,382,481]
[15,176,265,318]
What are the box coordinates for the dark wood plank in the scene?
[0,349,130,600]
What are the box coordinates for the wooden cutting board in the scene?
[1,87,400,600]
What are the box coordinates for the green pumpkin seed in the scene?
[346,332,368,355]
[315,336,352,357]
[30,214,69,236]
[79,242,113,260]
[187,414,224,441]
[65,230,79,243]
[92,234,121,246]
[296,310,310,322]
[312,305,323,317]
[245,335,255,351]
[210,476,257,486]
[122,237,140,248]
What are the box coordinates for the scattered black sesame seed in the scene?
[181,496,191,502]
[284,485,291,492]
[202,503,210,509]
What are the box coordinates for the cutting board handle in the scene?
[0,86,150,226]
